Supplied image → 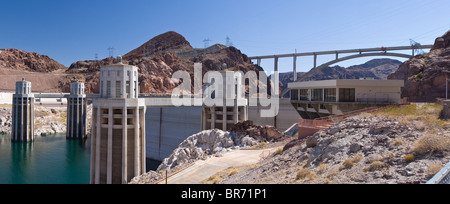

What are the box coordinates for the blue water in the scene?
[0,134,91,184]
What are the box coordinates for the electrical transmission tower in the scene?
[410,39,425,56]
[203,38,211,48]
[108,47,115,58]
[226,36,232,47]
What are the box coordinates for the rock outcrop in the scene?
[0,49,66,72]
[388,30,450,102]
[157,129,260,171]
[229,120,286,142]
[155,122,286,171]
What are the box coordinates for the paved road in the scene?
[163,148,276,184]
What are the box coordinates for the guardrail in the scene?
[427,161,450,184]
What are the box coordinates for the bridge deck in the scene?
[249,45,433,60]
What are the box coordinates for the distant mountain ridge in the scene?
[67,31,265,94]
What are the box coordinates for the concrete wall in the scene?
[355,87,401,103]
[248,99,300,132]
[0,93,13,104]
[145,107,202,161]
[1,92,68,105]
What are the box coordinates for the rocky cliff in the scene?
[388,30,450,102]
[0,49,66,72]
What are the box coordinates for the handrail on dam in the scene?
[427,161,450,184]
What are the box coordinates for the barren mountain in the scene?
[388,30,450,102]
[0,49,72,92]
[68,31,265,94]
[0,49,66,73]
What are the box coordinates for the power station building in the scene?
[90,58,147,184]
[288,79,405,119]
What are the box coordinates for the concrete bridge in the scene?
[249,45,433,82]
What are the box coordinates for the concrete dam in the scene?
[9,58,299,184]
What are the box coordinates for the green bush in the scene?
[404,154,415,163]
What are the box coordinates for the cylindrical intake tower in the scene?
[11,78,35,142]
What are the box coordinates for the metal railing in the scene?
[427,161,450,184]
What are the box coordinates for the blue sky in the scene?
[1,0,449,73]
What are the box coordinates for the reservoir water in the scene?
[0,134,91,184]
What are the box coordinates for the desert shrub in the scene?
[296,168,313,180]
[391,138,404,146]
[306,137,318,148]
[228,168,239,176]
[365,161,388,172]
[404,154,415,163]
[412,134,450,156]
[339,160,354,171]
[426,162,444,177]
[274,148,283,156]
[206,175,222,184]
[317,163,330,175]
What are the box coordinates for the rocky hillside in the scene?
[0,49,74,92]
[388,30,450,102]
[0,49,66,72]
[219,104,450,184]
[68,31,264,94]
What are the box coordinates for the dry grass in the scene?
[317,163,330,175]
[228,168,239,176]
[339,160,354,170]
[205,175,223,184]
[296,168,316,181]
[412,134,450,156]
[274,147,283,156]
[372,104,449,129]
[339,154,363,171]
[426,162,444,177]
[365,161,388,172]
